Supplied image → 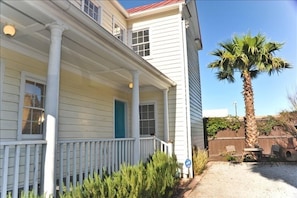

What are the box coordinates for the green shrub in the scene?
[192,148,208,175]
[113,163,145,198]
[60,151,178,198]
[257,116,283,135]
[206,116,241,137]
[144,151,179,198]
[7,191,46,198]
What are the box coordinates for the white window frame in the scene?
[81,0,101,24]
[132,29,150,57]
[18,72,46,140]
[139,102,157,136]
[113,21,125,43]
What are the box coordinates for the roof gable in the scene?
[127,0,184,14]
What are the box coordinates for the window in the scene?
[82,0,100,22]
[113,23,124,42]
[139,104,155,136]
[20,73,46,138]
[132,29,150,56]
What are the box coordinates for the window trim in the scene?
[18,72,46,140]
[139,102,157,137]
[81,0,102,24]
[131,28,150,57]
[113,20,126,43]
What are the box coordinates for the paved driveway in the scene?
[186,162,297,198]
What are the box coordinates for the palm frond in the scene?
[265,42,284,54]
[267,58,291,75]
[216,71,235,83]
[210,49,224,57]
[249,70,260,79]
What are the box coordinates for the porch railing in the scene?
[1,137,173,196]
[56,138,135,193]
[140,136,173,161]
[0,140,47,198]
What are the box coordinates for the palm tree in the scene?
[209,33,290,148]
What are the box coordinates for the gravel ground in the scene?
[187,162,297,198]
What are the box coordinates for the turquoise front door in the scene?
[115,100,126,138]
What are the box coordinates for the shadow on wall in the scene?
[273,137,297,161]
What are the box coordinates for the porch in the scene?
[0,136,172,198]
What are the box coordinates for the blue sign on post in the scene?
[185,159,191,168]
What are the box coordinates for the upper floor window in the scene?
[19,73,46,139]
[132,29,150,57]
[113,23,124,42]
[139,104,155,136]
[82,0,100,22]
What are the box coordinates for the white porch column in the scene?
[131,70,140,164]
[163,89,169,142]
[43,23,66,197]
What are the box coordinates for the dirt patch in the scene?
[186,162,297,198]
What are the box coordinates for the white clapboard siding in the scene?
[0,49,47,141]
[69,0,128,43]
[131,11,187,165]
[58,70,129,139]
[186,29,204,149]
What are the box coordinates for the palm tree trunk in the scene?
[242,71,259,148]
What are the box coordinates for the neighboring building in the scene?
[203,109,229,118]
[0,0,203,196]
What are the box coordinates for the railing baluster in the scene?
[85,142,89,180]
[90,142,94,178]
[73,143,77,187]
[107,142,110,175]
[103,141,107,173]
[128,140,131,163]
[66,143,70,191]
[79,142,83,185]
[24,145,31,195]
[59,143,64,194]
[12,145,20,198]
[99,141,103,177]
[95,142,98,174]
[125,140,128,163]
[1,146,9,198]
[33,144,39,195]
[111,140,114,173]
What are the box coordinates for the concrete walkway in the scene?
[184,162,297,198]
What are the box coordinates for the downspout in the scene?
[180,4,193,178]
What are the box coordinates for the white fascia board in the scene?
[128,3,183,20]
[185,0,202,50]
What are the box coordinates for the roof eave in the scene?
[128,3,183,20]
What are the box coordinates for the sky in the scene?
[119,0,297,117]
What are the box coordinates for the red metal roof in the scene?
[127,0,184,14]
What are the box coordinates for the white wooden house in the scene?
[0,0,203,197]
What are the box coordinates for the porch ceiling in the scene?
[0,0,176,91]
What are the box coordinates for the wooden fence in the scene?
[208,127,297,159]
